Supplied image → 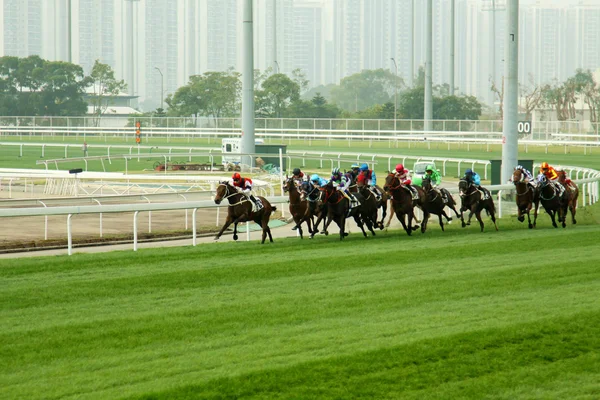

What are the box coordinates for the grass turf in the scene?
[1,203,600,399]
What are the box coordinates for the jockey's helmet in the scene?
[232,172,241,181]
[311,174,320,182]
[541,162,549,170]
[465,168,473,175]
[395,164,404,173]
[515,165,523,170]
[332,167,340,176]
[293,168,301,176]
[360,163,369,171]
[426,164,434,172]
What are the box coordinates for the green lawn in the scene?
[2,203,600,399]
[1,135,599,178]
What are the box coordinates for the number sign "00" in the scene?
[517,121,531,134]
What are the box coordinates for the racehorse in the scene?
[420,176,460,231]
[533,174,568,228]
[355,179,381,233]
[313,181,370,240]
[557,170,579,225]
[511,169,535,229]
[457,178,498,232]
[383,173,428,236]
[356,172,388,230]
[283,177,313,239]
[213,181,277,243]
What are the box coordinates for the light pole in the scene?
[154,67,164,110]
[390,57,398,131]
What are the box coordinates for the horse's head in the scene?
[421,175,432,192]
[283,176,294,193]
[537,173,549,188]
[383,173,399,193]
[458,178,472,196]
[214,181,235,204]
[512,169,524,184]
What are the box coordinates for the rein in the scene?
[217,183,250,206]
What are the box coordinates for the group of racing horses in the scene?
[212,168,579,243]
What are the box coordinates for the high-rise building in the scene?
[1,0,43,58]
[293,0,322,86]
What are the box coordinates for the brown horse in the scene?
[421,176,460,231]
[356,173,389,229]
[512,169,535,229]
[383,173,428,236]
[283,177,313,239]
[213,182,277,243]
[557,170,579,225]
[533,174,568,228]
[313,181,370,240]
[458,178,498,232]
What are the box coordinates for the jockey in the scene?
[292,167,307,184]
[359,163,382,200]
[349,164,361,180]
[394,163,418,198]
[513,164,536,188]
[540,162,559,180]
[232,172,262,211]
[331,167,359,207]
[556,167,576,192]
[310,173,328,188]
[424,164,447,202]
[464,168,489,199]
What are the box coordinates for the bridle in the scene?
[216,183,249,206]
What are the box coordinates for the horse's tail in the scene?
[486,196,496,216]
[271,206,277,215]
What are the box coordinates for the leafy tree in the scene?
[398,87,425,119]
[519,74,543,121]
[166,70,241,122]
[330,69,403,112]
[283,93,341,118]
[255,73,300,117]
[291,68,309,93]
[399,86,482,120]
[490,77,504,118]
[88,60,127,123]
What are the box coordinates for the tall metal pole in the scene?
[272,0,278,74]
[241,0,255,167]
[410,0,415,87]
[125,0,139,96]
[67,0,72,62]
[502,0,519,184]
[492,0,496,103]
[450,0,455,95]
[424,0,433,131]
[154,67,164,110]
[391,58,398,131]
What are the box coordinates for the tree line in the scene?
[491,69,600,123]
[0,55,126,118]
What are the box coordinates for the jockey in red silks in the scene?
[394,163,418,198]
[232,172,262,211]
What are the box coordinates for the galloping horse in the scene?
[458,178,498,232]
[356,173,388,230]
[533,174,568,228]
[512,169,535,229]
[313,181,370,240]
[421,176,460,231]
[355,179,381,234]
[213,181,277,243]
[383,173,428,236]
[283,177,313,239]
[557,170,579,225]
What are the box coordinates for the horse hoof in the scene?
[573,220,577,225]
[213,236,220,241]
[518,216,525,222]
[233,234,238,240]
[344,232,349,237]
[528,224,533,229]
[461,222,466,228]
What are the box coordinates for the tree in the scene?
[255,73,300,117]
[283,93,341,118]
[519,74,543,121]
[490,77,504,118]
[398,87,425,119]
[88,60,127,123]
[166,70,241,122]
[435,95,482,120]
[291,68,309,93]
[330,69,404,112]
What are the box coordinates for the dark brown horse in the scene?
[313,181,370,240]
[420,176,460,231]
[356,172,389,230]
[283,177,313,239]
[512,169,535,229]
[383,173,428,236]
[533,174,568,228]
[213,182,276,243]
[458,178,498,232]
[558,170,579,225]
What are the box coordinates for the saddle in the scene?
[368,187,382,201]
[251,196,263,212]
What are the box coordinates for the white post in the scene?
[424,0,433,131]
[67,214,73,256]
[501,0,519,184]
[133,211,139,251]
[192,208,198,246]
[240,0,256,167]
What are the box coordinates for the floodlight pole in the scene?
[241,0,255,167]
[501,0,519,184]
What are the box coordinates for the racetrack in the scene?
[2,204,600,399]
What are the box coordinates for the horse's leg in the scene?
[516,201,525,223]
[489,207,499,231]
[310,212,325,238]
[571,197,577,224]
[396,211,411,236]
[474,210,485,232]
[420,210,429,233]
[379,202,387,230]
[385,201,395,228]
[232,221,239,241]
[533,199,540,228]
[214,215,234,240]
[438,213,445,231]
[339,214,346,240]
